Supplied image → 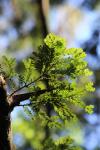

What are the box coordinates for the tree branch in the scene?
[10,75,42,97]
[9,88,54,110]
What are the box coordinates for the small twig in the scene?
[10,75,42,97]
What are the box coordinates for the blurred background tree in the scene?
[0,0,100,150]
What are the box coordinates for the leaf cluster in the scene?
[29,33,95,122]
[0,33,95,149]
[0,33,95,121]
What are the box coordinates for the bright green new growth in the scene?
[0,33,95,150]
[31,33,94,118]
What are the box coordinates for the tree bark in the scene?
[0,115,12,150]
[37,0,49,37]
[0,83,12,150]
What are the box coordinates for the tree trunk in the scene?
[0,114,12,150]
[0,79,13,150]
[37,0,49,37]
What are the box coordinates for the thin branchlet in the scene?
[9,75,43,97]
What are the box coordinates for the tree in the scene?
[0,33,95,150]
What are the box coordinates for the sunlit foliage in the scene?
[0,33,94,149]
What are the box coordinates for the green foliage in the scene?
[0,56,17,78]
[13,116,82,150]
[30,33,95,121]
[43,136,82,150]
[13,116,45,150]
[19,58,39,85]
[85,105,94,114]
[0,33,95,149]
